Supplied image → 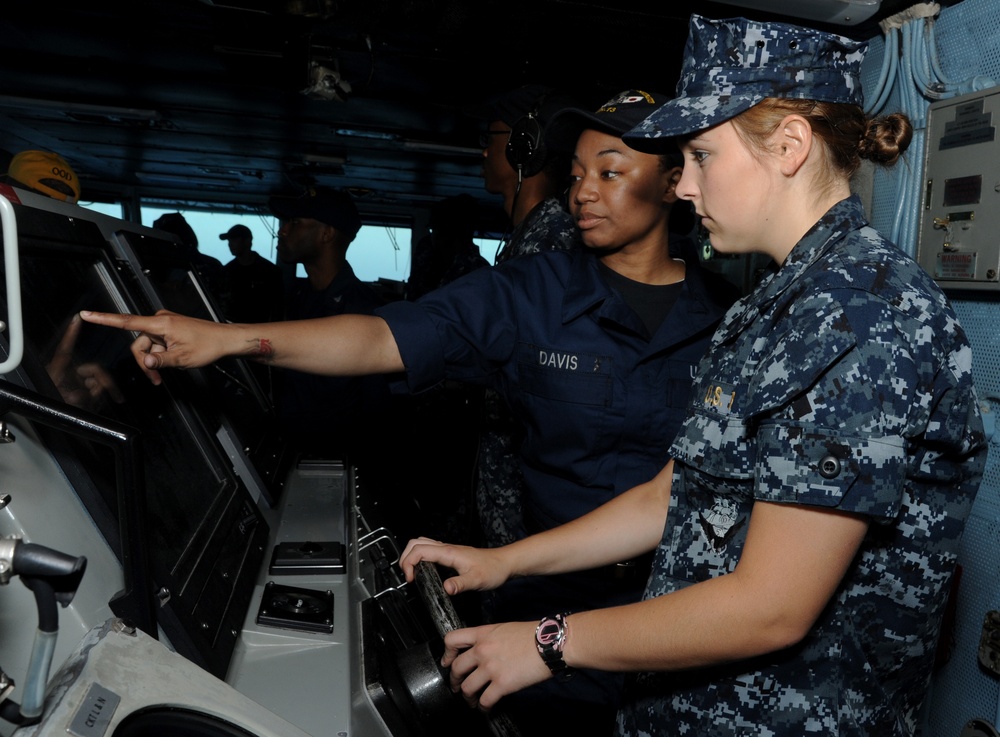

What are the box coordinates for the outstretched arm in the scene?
[400,460,675,595]
[79,309,404,385]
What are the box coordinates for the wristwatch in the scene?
[535,613,573,679]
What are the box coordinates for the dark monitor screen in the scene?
[111,229,289,501]
[0,201,268,677]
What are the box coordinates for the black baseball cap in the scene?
[547,90,670,151]
[219,224,252,240]
[268,186,362,238]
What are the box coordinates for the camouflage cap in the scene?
[624,14,868,151]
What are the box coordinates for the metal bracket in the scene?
[0,536,18,586]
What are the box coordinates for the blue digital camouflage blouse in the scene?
[619,195,987,737]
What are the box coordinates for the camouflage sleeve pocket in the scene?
[755,423,906,520]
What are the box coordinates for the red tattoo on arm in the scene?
[250,338,274,360]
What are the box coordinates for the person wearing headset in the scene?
[474,84,586,562]
[80,89,739,737]
[476,84,583,265]
[397,15,987,737]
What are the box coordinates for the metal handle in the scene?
[0,194,23,374]
[411,561,523,737]
[413,560,463,637]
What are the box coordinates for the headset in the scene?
[505,91,552,179]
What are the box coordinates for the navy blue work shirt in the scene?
[377,244,736,532]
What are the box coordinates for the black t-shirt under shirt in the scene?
[598,261,684,338]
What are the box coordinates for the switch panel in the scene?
[918,87,1000,290]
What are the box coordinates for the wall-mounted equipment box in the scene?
[917,86,1000,291]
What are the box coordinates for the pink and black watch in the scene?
[534,613,573,680]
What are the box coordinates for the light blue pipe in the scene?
[19,628,57,719]
[889,39,912,245]
[924,14,996,94]
[907,21,943,99]
[906,23,930,94]
[925,18,958,88]
[865,28,898,115]
[891,21,930,250]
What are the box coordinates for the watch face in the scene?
[537,619,561,647]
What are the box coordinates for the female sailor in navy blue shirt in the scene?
[80,89,738,736]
